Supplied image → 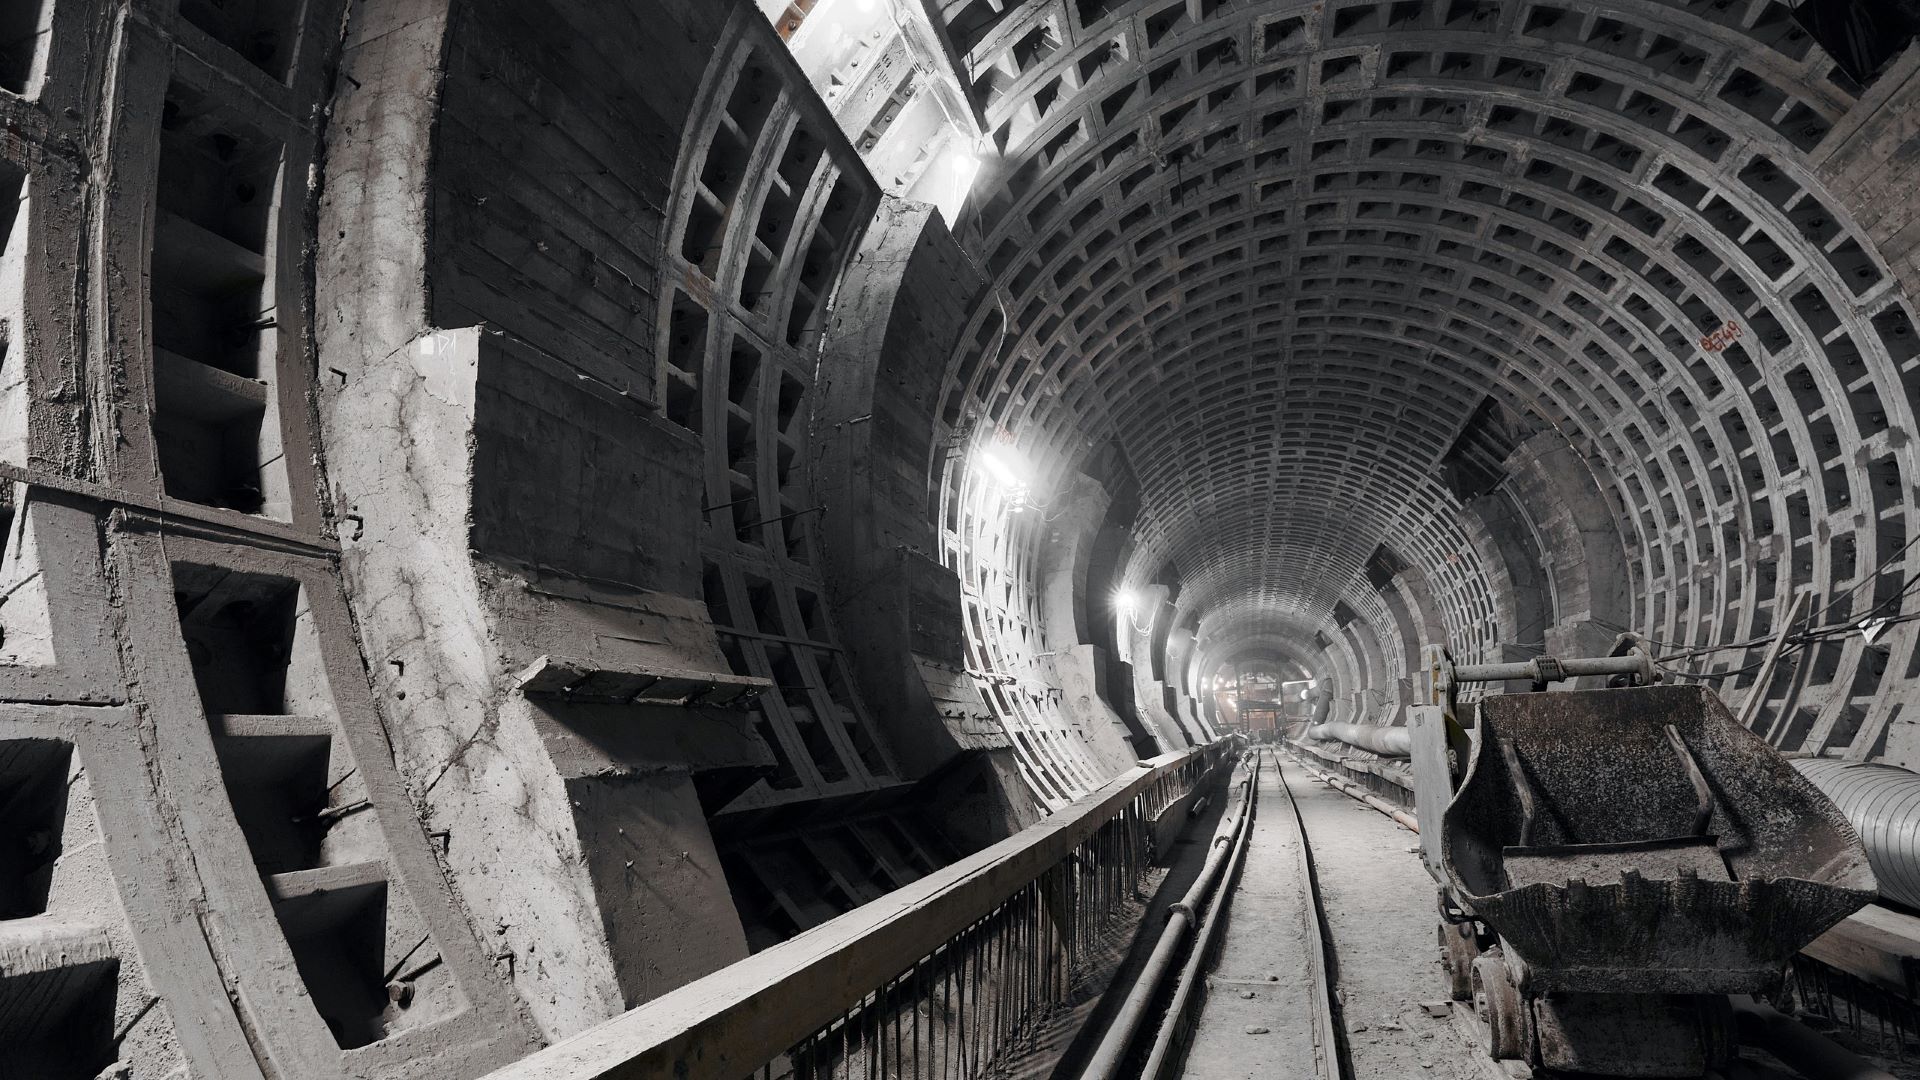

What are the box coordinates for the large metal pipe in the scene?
[1139,758,1263,1079]
[1793,759,1920,909]
[1452,652,1653,685]
[1080,758,1257,1080]
[1306,722,1411,757]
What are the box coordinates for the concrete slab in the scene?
[1184,757,1504,1080]
[1182,762,1330,1077]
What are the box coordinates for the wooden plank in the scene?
[1744,591,1809,732]
[0,462,337,559]
[207,713,335,739]
[481,745,1223,1080]
[513,653,772,705]
[0,917,114,975]
[1802,903,1920,995]
[265,861,388,902]
[153,348,269,423]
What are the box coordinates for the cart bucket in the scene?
[1442,684,1875,994]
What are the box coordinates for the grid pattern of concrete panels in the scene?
[951,165,1547,665]
[764,0,977,208]
[940,446,1112,805]
[919,0,1920,755]
[1199,573,1411,687]
[717,808,961,950]
[0,2,533,1075]
[1108,307,1503,627]
[658,11,901,809]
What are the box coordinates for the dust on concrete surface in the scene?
[1286,760,1500,1080]
[1181,762,1327,1077]
[1177,757,1498,1079]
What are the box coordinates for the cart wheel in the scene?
[1471,953,1533,1061]
[1438,921,1480,1001]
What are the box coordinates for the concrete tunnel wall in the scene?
[2,0,1920,1075]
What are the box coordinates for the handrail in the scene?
[1085,753,1259,1078]
[482,738,1239,1080]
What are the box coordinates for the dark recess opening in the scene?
[172,564,300,715]
[0,739,72,919]
[1792,0,1920,83]
[0,0,50,94]
[273,877,394,1049]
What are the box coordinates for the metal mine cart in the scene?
[1406,638,1878,1077]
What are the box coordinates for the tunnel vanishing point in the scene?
[4,0,1920,1076]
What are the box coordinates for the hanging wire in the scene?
[1585,527,1920,671]
[1651,603,1920,681]
[1813,530,1920,621]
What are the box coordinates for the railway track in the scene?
[1058,741,1918,1080]
[1264,744,1908,1080]
[1074,747,1505,1080]
[1169,748,1344,1079]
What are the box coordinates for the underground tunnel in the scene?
[3,0,1920,1076]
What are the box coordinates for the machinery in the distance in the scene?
[1407,638,1877,1076]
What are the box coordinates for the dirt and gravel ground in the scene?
[1182,755,1500,1079]
[1184,753,1920,1080]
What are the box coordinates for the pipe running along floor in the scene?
[1183,753,1503,1079]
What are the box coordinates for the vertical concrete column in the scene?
[316,0,775,1039]
[1033,481,1154,770]
[1339,617,1391,723]
[1124,584,1193,750]
[1501,432,1635,660]
[809,196,1041,829]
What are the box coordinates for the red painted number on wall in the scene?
[1700,321,1743,353]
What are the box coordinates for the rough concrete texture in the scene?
[1196,758,1495,1079]
[317,0,1028,1049]
[1124,585,1201,750]
[811,195,1053,831]
[14,0,1920,1075]
[315,325,636,1038]
[1037,481,1156,772]
[313,0,806,1044]
[814,203,1004,755]
[3,0,533,1075]
[1181,762,1331,1078]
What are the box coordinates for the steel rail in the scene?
[1293,743,1907,1079]
[480,739,1237,1080]
[1271,751,1345,1080]
[1138,748,1342,1080]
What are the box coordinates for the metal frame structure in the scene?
[481,739,1238,1080]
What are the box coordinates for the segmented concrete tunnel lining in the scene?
[926,0,1920,757]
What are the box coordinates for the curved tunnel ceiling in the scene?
[909,0,1917,669]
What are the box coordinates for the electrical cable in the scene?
[1598,534,1920,665]
[1814,530,1920,621]
[1653,610,1920,681]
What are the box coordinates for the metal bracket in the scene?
[1421,636,1659,717]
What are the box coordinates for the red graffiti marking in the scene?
[1700,321,1743,353]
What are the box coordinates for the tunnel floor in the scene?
[1170,749,1920,1080]
[1183,755,1499,1079]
